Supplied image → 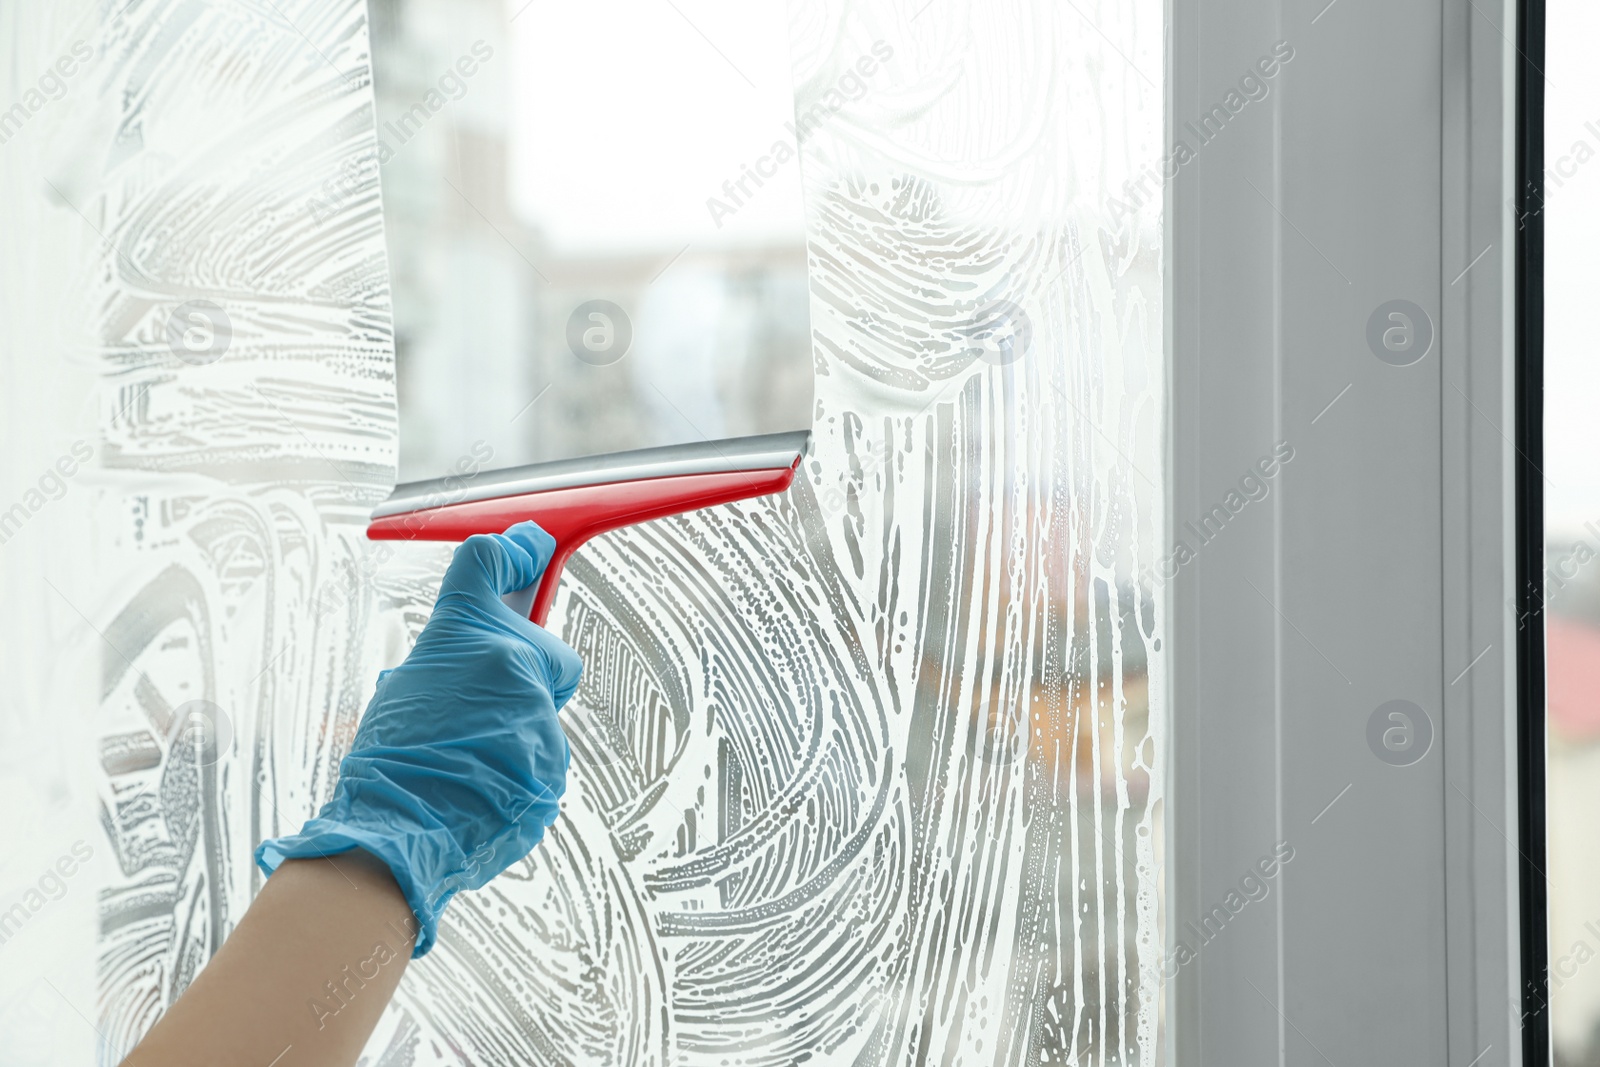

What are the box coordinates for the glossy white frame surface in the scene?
[1166,0,1524,1061]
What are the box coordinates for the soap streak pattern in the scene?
[79,0,397,1053]
[75,0,1165,1063]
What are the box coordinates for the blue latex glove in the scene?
[255,521,582,957]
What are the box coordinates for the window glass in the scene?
[0,0,1168,1062]
[371,0,813,478]
[369,0,1168,1061]
[1542,2,1600,1060]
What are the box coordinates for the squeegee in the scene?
[366,430,810,625]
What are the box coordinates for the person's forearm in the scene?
[121,849,415,1067]
[121,525,580,1063]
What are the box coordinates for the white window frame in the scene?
[1164,0,1543,1061]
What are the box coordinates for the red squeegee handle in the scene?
[367,460,801,626]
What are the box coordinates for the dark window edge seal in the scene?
[1515,0,1549,1059]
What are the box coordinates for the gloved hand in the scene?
[255,521,583,957]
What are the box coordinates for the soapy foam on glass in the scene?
[13,0,1172,1061]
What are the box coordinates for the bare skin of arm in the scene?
[118,528,579,1064]
[120,849,417,1067]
